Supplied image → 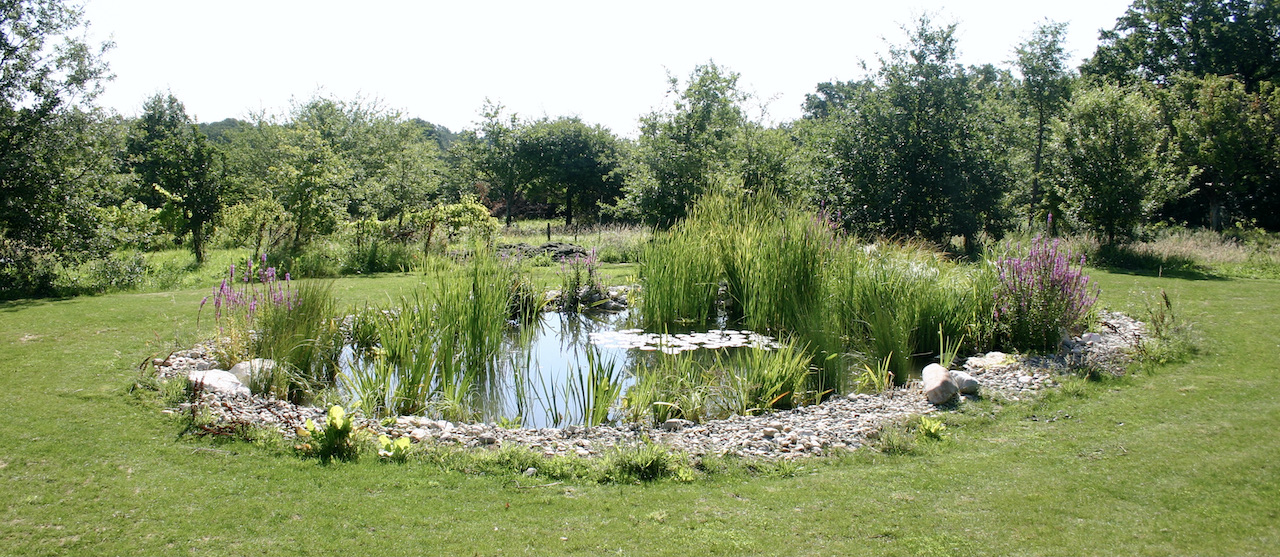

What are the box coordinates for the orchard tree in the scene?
[1170,74,1279,229]
[1084,0,1280,90]
[464,100,524,226]
[127,93,225,263]
[622,62,749,226]
[269,125,350,248]
[1013,20,1073,228]
[518,117,624,226]
[1058,82,1183,243]
[803,17,1007,246]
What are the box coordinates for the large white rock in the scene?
[187,369,250,397]
[950,369,980,395]
[229,358,276,384]
[923,363,958,404]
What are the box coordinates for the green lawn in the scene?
[0,269,1277,555]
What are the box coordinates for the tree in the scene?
[127,93,226,263]
[803,17,1007,246]
[621,62,750,226]
[0,0,115,294]
[269,125,349,248]
[1014,20,1073,228]
[1083,0,1280,90]
[464,100,524,226]
[1169,74,1279,229]
[1058,82,1182,243]
[517,117,624,226]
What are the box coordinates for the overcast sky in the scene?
[82,0,1133,137]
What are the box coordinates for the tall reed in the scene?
[567,348,625,427]
[718,339,814,415]
[638,228,721,327]
[340,249,526,419]
[829,241,988,383]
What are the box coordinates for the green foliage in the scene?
[0,0,116,295]
[854,354,895,394]
[1167,74,1280,230]
[376,434,412,462]
[556,250,603,312]
[1013,20,1074,227]
[269,125,351,248]
[1132,288,1198,365]
[623,352,714,426]
[407,196,501,251]
[621,62,752,226]
[1058,82,1185,244]
[339,251,529,419]
[213,199,290,258]
[297,405,358,463]
[598,441,687,483]
[720,339,815,414]
[831,242,991,383]
[250,281,342,402]
[801,17,1007,245]
[127,93,227,263]
[916,415,948,440]
[568,348,624,427]
[1084,0,1280,90]
[517,116,625,226]
[95,201,170,252]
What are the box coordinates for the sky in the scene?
[81,0,1133,137]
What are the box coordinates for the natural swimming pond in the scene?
[336,309,787,429]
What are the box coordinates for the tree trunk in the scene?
[1210,198,1223,231]
[564,191,574,227]
[1030,110,1047,229]
[192,221,206,265]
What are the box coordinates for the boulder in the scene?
[187,369,250,397]
[950,369,980,395]
[537,242,588,261]
[229,358,276,384]
[922,363,958,404]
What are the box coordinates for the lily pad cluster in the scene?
[588,329,780,354]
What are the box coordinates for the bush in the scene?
[993,236,1099,351]
[0,237,61,298]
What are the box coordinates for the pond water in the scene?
[337,310,783,428]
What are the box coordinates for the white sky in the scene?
[82,0,1132,137]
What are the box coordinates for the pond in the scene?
[337,309,785,429]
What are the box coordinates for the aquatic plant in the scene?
[993,236,1099,351]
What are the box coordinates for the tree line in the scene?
[2,0,1278,294]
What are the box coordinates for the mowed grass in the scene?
[0,269,1277,555]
